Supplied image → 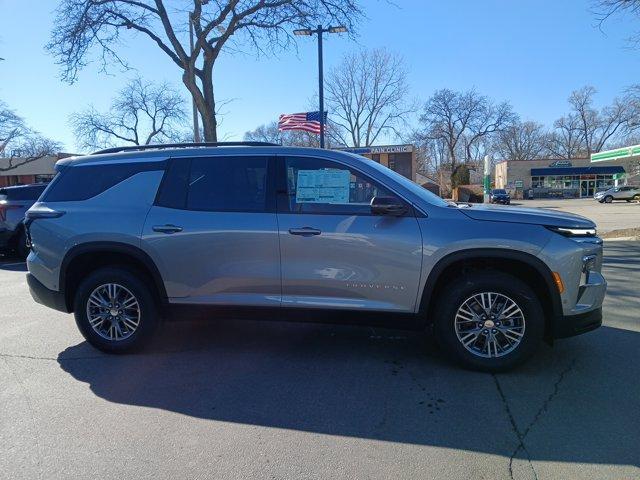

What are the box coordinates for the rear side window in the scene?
[43,161,166,202]
[156,156,270,212]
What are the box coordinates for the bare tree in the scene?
[494,120,549,161]
[48,0,362,142]
[70,77,187,150]
[595,1,640,46]
[548,114,585,159]
[568,86,635,154]
[0,101,61,171]
[324,49,413,147]
[418,89,515,167]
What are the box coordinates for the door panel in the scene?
[277,155,423,313]
[278,213,423,312]
[140,155,280,306]
[142,207,280,306]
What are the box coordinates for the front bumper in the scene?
[26,273,70,313]
[553,269,606,338]
[554,308,602,338]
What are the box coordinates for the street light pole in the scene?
[316,25,325,148]
[294,25,347,149]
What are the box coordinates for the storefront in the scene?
[495,157,634,198]
[530,166,623,198]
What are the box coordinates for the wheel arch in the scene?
[60,242,167,312]
[418,248,563,338]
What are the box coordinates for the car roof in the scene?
[56,144,368,168]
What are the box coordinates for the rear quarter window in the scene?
[43,160,166,202]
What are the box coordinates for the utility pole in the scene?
[483,155,491,203]
[189,12,201,143]
[294,25,347,148]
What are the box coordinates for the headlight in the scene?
[547,226,597,237]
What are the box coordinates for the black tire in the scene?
[73,267,159,353]
[633,194,640,201]
[15,228,29,260]
[604,196,613,203]
[433,271,544,372]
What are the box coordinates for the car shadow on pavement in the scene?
[56,318,640,470]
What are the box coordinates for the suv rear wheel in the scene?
[73,267,159,353]
[433,271,544,372]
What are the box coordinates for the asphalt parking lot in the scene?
[1,241,639,480]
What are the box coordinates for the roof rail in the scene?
[91,141,281,155]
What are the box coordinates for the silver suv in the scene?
[25,143,606,371]
[594,185,640,203]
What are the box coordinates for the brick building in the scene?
[336,144,417,182]
[0,154,68,187]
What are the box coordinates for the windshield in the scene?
[492,189,507,194]
[346,153,449,207]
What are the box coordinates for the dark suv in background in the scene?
[0,184,48,258]
[490,189,511,205]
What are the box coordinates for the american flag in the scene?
[278,111,327,134]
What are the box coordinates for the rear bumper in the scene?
[0,228,13,250]
[553,307,602,339]
[26,273,70,313]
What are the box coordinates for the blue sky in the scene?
[1,0,638,151]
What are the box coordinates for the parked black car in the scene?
[490,188,511,205]
[0,184,48,259]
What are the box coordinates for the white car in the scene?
[594,186,640,203]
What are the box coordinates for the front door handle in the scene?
[288,227,321,237]
[153,224,183,234]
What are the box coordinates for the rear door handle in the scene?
[153,224,183,234]
[288,227,321,236]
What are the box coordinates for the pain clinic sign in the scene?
[338,144,413,155]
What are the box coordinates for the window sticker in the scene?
[296,169,351,204]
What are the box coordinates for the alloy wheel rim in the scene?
[86,283,141,341]
[454,292,525,358]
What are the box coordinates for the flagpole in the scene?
[317,25,325,148]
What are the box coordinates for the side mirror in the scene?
[370,196,407,216]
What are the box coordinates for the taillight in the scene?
[24,202,65,248]
[0,200,19,221]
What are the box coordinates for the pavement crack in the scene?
[492,373,537,480]
[493,359,577,480]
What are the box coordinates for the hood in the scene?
[459,204,596,228]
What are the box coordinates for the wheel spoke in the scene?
[86,283,140,342]
[455,292,525,359]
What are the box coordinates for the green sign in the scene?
[613,172,625,180]
[514,180,524,188]
[591,144,640,163]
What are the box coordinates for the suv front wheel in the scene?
[73,267,159,353]
[433,271,544,372]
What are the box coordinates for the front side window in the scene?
[186,156,268,212]
[282,156,403,215]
